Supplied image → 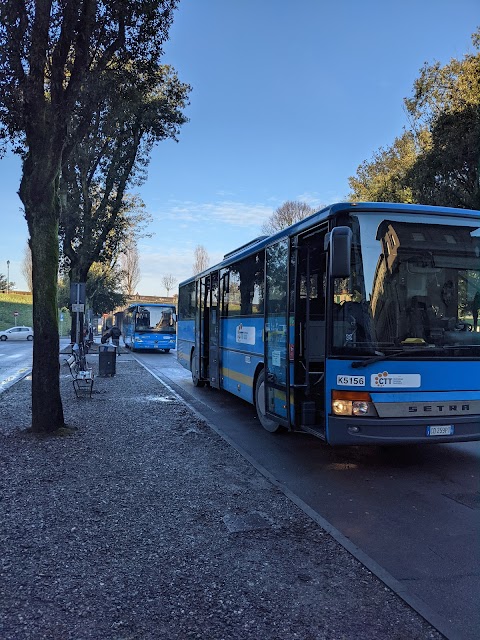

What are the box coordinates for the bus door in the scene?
[294,226,328,435]
[264,239,290,425]
[194,272,220,387]
[208,271,220,388]
[194,276,209,384]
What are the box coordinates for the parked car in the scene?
[0,326,34,341]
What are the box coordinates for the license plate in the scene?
[426,425,454,436]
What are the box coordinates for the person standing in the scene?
[110,325,121,347]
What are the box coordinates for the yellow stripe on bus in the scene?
[222,368,286,402]
[222,367,253,386]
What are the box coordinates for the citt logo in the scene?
[370,371,421,388]
[374,371,389,386]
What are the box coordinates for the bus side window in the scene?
[220,269,229,316]
[179,281,195,320]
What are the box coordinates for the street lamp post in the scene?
[6,260,10,295]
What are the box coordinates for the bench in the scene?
[65,353,94,398]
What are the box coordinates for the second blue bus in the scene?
[123,303,176,352]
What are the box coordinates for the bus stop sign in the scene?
[70,282,86,305]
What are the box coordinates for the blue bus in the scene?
[177,202,480,446]
[123,303,176,352]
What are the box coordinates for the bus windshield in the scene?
[331,212,480,358]
[135,305,176,333]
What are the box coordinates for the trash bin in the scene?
[99,345,116,377]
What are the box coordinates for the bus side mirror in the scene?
[172,313,177,322]
[324,226,352,278]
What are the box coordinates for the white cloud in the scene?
[154,198,274,229]
[295,191,327,209]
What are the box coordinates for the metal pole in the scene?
[76,283,81,345]
[6,260,10,294]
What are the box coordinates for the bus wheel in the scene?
[191,350,206,387]
[255,370,281,433]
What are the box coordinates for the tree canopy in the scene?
[0,274,14,291]
[0,1,186,433]
[60,63,190,283]
[58,263,126,315]
[349,28,480,209]
[348,132,420,203]
[403,35,480,209]
[85,263,126,316]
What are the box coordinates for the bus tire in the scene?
[191,349,206,387]
[255,369,282,433]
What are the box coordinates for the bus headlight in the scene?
[332,391,374,416]
[332,399,352,416]
[352,401,369,416]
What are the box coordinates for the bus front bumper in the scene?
[326,414,480,446]
[134,337,176,350]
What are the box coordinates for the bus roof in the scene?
[179,201,480,286]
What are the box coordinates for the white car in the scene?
[0,326,34,341]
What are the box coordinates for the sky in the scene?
[0,0,478,296]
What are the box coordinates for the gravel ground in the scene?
[0,356,443,639]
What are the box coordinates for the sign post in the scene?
[69,283,86,344]
[13,311,18,326]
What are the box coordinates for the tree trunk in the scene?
[21,165,65,433]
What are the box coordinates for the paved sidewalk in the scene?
[0,354,442,639]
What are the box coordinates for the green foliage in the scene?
[56,277,71,310]
[0,1,184,431]
[0,293,32,330]
[348,28,480,208]
[0,292,71,332]
[57,309,72,337]
[404,36,480,126]
[58,267,125,317]
[348,132,418,202]
[60,64,190,282]
[403,31,480,209]
[0,273,15,291]
[406,104,480,209]
[85,263,126,315]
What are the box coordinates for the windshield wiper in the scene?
[351,348,443,369]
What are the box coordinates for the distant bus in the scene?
[123,303,176,352]
[177,202,480,446]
